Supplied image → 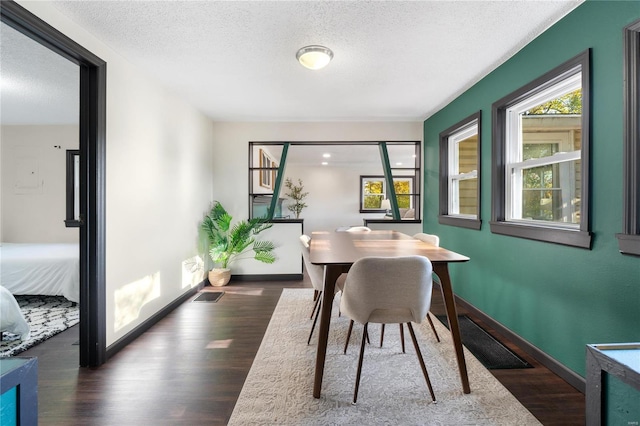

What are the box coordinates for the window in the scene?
[491,50,592,248]
[64,149,81,227]
[439,112,481,229]
[360,175,414,213]
[617,19,640,256]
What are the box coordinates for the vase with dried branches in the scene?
[284,178,308,219]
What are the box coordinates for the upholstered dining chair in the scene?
[340,256,437,404]
[299,235,344,345]
[412,232,440,247]
[345,226,371,232]
[411,233,442,342]
[376,234,442,350]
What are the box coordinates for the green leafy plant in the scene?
[201,201,276,269]
[284,178,308,219]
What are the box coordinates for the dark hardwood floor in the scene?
[20,276,585,425]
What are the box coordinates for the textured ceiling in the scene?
[0,21,79,125]
[1,0,583,124]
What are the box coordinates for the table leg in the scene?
[313,265,344,398]
[433,263,471,394]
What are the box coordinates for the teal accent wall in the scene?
[423,0,640,383]
[605,375,640,425]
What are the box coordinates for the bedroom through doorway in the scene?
[1,1,107,366]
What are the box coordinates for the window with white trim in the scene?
[491,50,591,248]
[617,19,640,256]
[439,111,481,229]
[448,121,478,218]
[505,73,582,227]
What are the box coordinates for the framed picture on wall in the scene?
[260,149,273,189]
[271,160,278,189]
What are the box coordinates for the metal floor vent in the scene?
[436,315,532,370]
[193,292,225,303]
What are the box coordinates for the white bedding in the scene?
[0,243,79,303]
[0,285,30,339]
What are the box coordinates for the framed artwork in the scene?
[259,149,276,189]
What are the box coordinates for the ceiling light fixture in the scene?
[323,153,331,158]
[296,45,333,70]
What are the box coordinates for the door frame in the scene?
[1,1,107,366]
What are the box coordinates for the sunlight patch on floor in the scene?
[224,288,264,296]
[206,339,233,349]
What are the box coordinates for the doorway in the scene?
[1,1,106,366]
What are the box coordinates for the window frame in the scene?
[359,175,415,213]
[439,111,482,230]
[248,141,421,220]
[64,149,81,227]
[490,49,592,249]
[617,19,640,256]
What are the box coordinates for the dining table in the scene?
[309,229,471,398]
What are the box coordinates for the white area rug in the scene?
[229,288,541,425]
[0,295,79,357]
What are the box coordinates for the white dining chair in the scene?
[340,256,437,404]
[411,232,442,342]
[345,226,371,232]
[376,234,443,349]
[300,235,344,345]
[412,232,440,247]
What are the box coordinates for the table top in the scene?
[309,230,470,265]
[0,357,37,376]
[590,343,640,373]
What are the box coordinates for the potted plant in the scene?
[201,201,276,286]
[284,178,308,219]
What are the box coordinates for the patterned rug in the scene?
[229,289,541,425]
[0,295,79,357]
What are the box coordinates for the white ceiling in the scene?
[0,21,79,125]
[0,1,582,125]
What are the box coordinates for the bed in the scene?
[0,243,79,303]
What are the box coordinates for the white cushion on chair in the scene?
[345,226,371,232]
[340,256,433,325]
[413,233,440,247]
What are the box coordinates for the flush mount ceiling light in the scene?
[296,45,333,70]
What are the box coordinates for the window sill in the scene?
[490,221,592,249]
[439,215,481,230]
[616,234,640,257]
[364,219,421,224]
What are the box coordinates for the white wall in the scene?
[211,122,423,274]
[1,125,79,243]
[284,163,384,234]
[212,121,422,217]
[18,2,215,346]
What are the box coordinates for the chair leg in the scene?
[407,322,436,403]
[353,323,368,405]
[344,319,354,354]
[307,297,322,345]
[310,290,322,319]
[426,313,440,342]
[380,324,405,353]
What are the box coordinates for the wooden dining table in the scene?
[309,230,471,398]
